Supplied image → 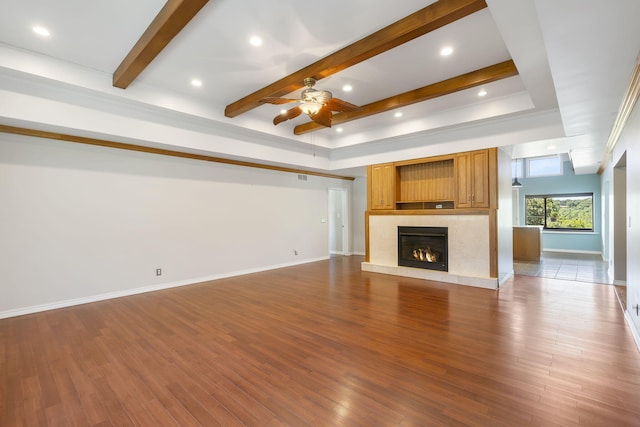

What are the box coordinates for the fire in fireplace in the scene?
[397,226,448,271]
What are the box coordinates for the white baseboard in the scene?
[624,311,640,353]
[0,256,329,319]
[499,270,515,287]
[541,249,602,255]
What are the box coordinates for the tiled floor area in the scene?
[514,252,629,316]
[513,251,612,284]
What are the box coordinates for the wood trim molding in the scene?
[366,209,490,216]
[364,211,370,263]
[598,53,640,174]
[294,60,518,135]
[113,0,210,89]
[487,147,498,210]
[489,208,498,278]
[0,125,356,181]
[224,0,487,118]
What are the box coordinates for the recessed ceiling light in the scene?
[440,46,453,56]
[478,89,487,97]
[336,127,343,133]
[249,36,263,47]
[32,26,50,37]
[280,109,287,115]
[394,111,403,118]
[342,84,352,92]
[547,145,556,150]
[191,79,202,87]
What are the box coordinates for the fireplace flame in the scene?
[412,247,439,263]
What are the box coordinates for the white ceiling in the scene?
[1,0,639,177]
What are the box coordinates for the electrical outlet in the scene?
[156,268,162,276]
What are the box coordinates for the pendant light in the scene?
[512,158,523,187]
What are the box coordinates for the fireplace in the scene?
[398,226,448,271]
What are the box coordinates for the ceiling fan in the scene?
[259,78,362,127]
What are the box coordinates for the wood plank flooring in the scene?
[2,256,640,426]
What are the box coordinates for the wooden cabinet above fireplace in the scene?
[369,162,395,210]
[456,149,490,208]
[367,148,497,211]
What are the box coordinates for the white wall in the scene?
[497,149,514,284]
[0,133,353,317]
[602,101,640,346]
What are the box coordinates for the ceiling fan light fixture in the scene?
[260,77,361,127]
[299,102,323,115]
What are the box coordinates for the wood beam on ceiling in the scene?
[113,0,209,89]
[224,0,488,118]
[293,60,519,135]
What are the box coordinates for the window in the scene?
[527,155,562,178]
[525,193,593,231]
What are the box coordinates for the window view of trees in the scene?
[525,193,593,230]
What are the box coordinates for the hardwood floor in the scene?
[2,256,640,426]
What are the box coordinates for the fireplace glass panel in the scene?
[398,226,448,271]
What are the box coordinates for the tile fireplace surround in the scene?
[363,214,498,289]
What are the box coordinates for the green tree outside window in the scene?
[525,194,593,231]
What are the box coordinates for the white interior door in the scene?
[329,188,349,255]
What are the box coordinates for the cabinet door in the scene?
[456,153,472,208]
[456,150,489,208]
[371,163,395,210]
[471,149,489,208]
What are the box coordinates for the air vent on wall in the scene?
[298,174,308,181]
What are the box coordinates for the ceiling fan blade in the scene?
[324,98,362,112]
[310,107,332,128]
[273,106,302,125]
[260,97,300,105]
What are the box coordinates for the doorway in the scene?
[328,188,349,255]
[613,153,627,305]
